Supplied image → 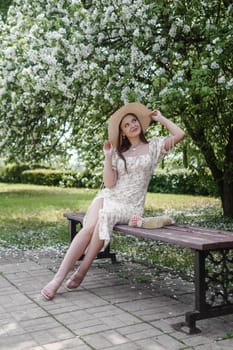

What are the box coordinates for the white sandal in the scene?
[65,270,84,291]
[41,279,60,300]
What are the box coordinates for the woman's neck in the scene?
[128,137,141,146]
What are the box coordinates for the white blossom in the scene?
[226,78,233,88]
[36,13,45,20]
[4,47,16,59]
[177,70,184,77]
[169,24,177,38]
[212,37,220,44]
[210,61,219,69]
[183,25,190,33]
[218,76,225,84]
[159,87,168,96]
[45,31,63,41]
[121,86,131,102]
[215,48,223,55]
[0,87,6,96]
[119,66,125,73]
[152,43,161,52]
[161,57,168,64]
[182,60,189,67]
[155,67,166,76]
[158,37,166,46]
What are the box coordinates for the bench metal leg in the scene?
[68,219,117,263]
[69,220,79,241]
[174,248,233,334]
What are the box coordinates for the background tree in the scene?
[0,0,232,216]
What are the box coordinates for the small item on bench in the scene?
[128,215,174,229]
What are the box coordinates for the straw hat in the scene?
[108,102,152,148]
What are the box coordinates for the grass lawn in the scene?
[0,183,96,249]
[1,182,233,276]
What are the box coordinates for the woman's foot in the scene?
[41,279,61,300]
[65,270,84,291]
[128,215,143,227]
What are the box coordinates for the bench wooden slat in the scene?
[63,212,233,251]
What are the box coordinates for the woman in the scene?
[41,102,185,300]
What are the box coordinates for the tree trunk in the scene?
[221,177,233,218]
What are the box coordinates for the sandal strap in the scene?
[70,271,84,283]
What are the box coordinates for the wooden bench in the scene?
[64,212,233,334]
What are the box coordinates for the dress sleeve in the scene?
[149,135,174,166]
[111,150,117,170]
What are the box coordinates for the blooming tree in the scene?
[0,0,233,216]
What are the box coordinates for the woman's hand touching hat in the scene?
[150,110,163,122]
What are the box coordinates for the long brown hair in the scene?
[117,113,148,170]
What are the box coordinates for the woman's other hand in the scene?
[103,140,113,157]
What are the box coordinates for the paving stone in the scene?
[70,319,110,336]
[56,289,109,311]
[151,318,176,334]
[43,337,91,350]
[0,262,41,273]
[20,316,66,332]
[0,250,233,350]
[11,304,47,322]
[92,284,156,304]
[29,326,74,345]
[0,333,38,350]
[104,343,140,350]
[194,343,233,350]
[124,327,163,341]
[181,334,214,347]
[83,330,129,349]
[119,296,184,323]
[135,337,167,350]
[154,333,186,349]
[0,321,26,337]
[0,293,33,311]
[117,322,154,335]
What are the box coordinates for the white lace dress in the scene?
[84,135,172,249]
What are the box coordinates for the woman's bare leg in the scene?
[65,222,104,290]
[41,198,103,299]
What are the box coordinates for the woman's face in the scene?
[120,114,141,139]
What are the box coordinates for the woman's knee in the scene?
[83,225,95,238]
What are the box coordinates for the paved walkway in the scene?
[0,249,232,350]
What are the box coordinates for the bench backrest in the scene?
[64,212,233,251]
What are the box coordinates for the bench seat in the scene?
[64,212,233,250]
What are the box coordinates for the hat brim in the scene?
[108,102,152,148]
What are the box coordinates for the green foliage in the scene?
[0,163,49,182]
[21,168,102,188]
[0,163,30,182]
[0,0,12,20]
[0,164,103,188]
[21,169,70,186]
[0,163,216,195]
[148,168,217,196]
